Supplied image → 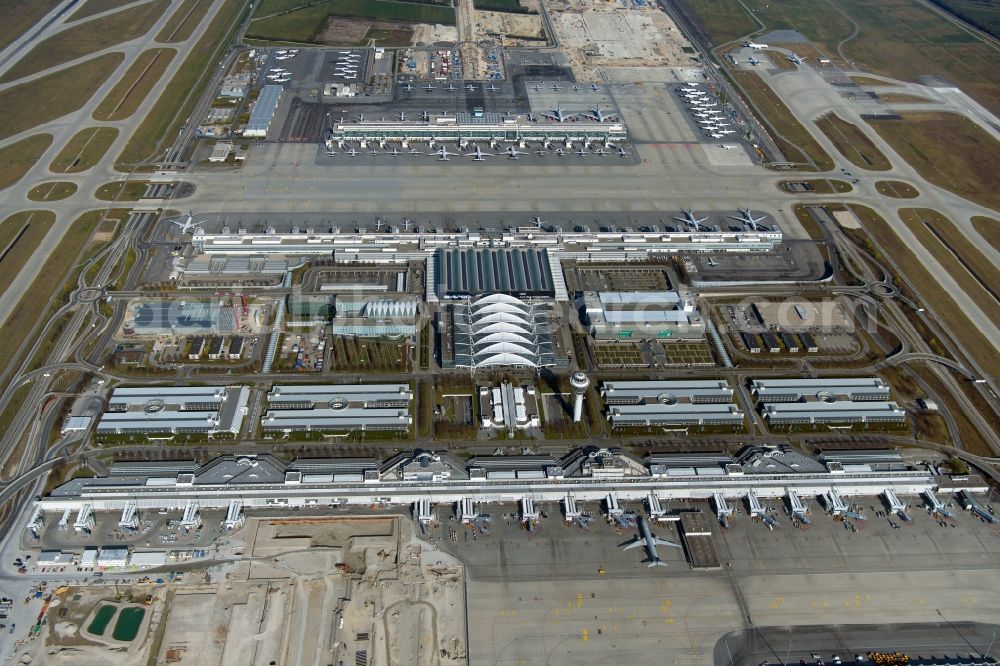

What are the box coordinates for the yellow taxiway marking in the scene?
[577,593,583,608]
[582,629,589,642]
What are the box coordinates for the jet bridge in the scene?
[712,492,734,528]
[563,494,579,521]
[826,488,866,521]
[459,497,478,524]
[647,491,666,521]
[119,503,139,530]
[58,508,71,530]
[73,504,94,532]
[922,490,953,518]
[958,490,997,524]
[785,490,811,525]
[26,505,42,538]
[605,492,635,528]
[180,500,202,530]
[413,498,434,526]
[746,491,778,528]
[225,500,245,529]
[883,489,911,522]
[520,497,540,531]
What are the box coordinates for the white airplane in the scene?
[487,83,500,92]
[676,86,702,93]
[593,147,607,156]
[388,147,402,157]
[541,106,574,122]
[465,84,476,91]
[689,100,717,108]
[579,104,618,122]
[698,119,720,125]
[408,148,422,156]
[275,50,287,55]
[402,82,413,91]
[744,40,769,49]
[504,146,527,159]
[346,148,359,157]
[398,111,406,121]
[591,83,599,91]
[433,146,458,160]
[718,144,736,150]
[787,53,805,65]
[551,83,562,91]
[709,132,726,139]
[466,145,492,160]
[288,49,299,54]
[747,56,761,66]
[535,148,546,156]
[423,84,435,91]
[532,83,542,91]
[326,150,337,156]
[171,212,204,234]
[555,147,566,156]
[731,208,769,230]
[446,84,457,92]
[717,129,735,135]
[617,147,631,158]
[674,208,710,230]
[620,516,680,568]
[576,148,587,157]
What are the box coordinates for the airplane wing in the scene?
[621,538,642,550]
[654,538,681,548]
[643,559,667,567]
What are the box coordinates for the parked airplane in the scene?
[717,129,735,135]
[747,56,761,66]
[504,146,527,159]
[674,208,710,230]
[689,100,717,108]
[541,106,574,122]
[346,148,359,157]
[465,84,476,91]
[593,147,607,156]
[446,84,457,92]
[744,40,769,49]
[709,132,726,138]
[591,83,600,91]
[171,213,204,234]
[466,145,492,160]
[398,111,406,121]
[718,144,736,150]
[487,83,500,92]
[787,53,805,65]
[408,148,422,156]
[387,148,401,157]
[433,146,457,161]
[536,148,546,156]
[576,148,587,157]
[555,147,566,156]
[423,84,435,91]
[676,86,702,93]
[551,83,562,91]
[731,208,769,230]
[579,104,619,122]
[617,147,631,158]
[620,516,680,567]
[275,50,288,55]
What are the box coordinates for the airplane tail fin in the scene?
[646,559,667,568]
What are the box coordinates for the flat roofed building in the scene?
[97,386,249,436]
[751,299,850,332]
[582,291,704,340]
[602,380,734,405]
[761,401,906,424]
[262,384,413,433]
[435,248,556,298]
[125,300,237,336]
[749,377,891,402]
[243,85,283,138]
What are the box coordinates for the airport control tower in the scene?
[570,372,591,423]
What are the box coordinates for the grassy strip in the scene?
[730,71,834,170]
[1,0,169,82]
[0,53,124,141]
[247,0,455,43]
[27,182,78,202]
[814,112,891,171]
[116,0,246,168]
[93,48,177,121]
[875,180,919,198]
[868,112,1000,212]
[156,0,212,42]
[0,211,56,288]
[898,208,1000,322]
[779,179,852,194]
[69,0,138,21]
[0,0,62,52]
[850,76,895,86]
[971,216,1000,252]
[676,0,758,45]
[0,135,53,190]
[849,204,1000,372]
[0,210,118,373]
[95,181,150,201]
[49,127,120,173]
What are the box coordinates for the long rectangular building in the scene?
[749,378,891,402]
[98,386,249,435]
[262,384,413,433]
[602,380,734,405]
[601,380,741,428]
[434,248,555,298]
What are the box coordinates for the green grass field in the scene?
[69,0,138,21]
[117,0,246,168]
[0,210,56,303]
[0,0,63,52]
[972,216,1000,252]
[0,53,123,141]
[1,0,169,82]
[248,0,455,43]
[815,113,892,170]
[926,0,1000,40]
[680,0,1000,115]
[868,112,1000,211]
[50,127,120,173]
[0,135,52,190]
[472,0,533,12]
[156,0,212,42]
[93,48,176,121]
[95,181,150,201]
[27,182,78,202]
